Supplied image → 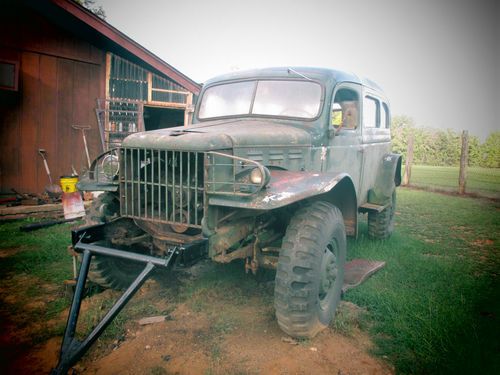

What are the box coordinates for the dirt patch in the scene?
[78,300,392,375]
[0,246,24,258]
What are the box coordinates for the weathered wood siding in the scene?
[0,4,105,193]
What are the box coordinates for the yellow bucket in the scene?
[60,176,79,193]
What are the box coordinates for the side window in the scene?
[331,87,359,130]
[363,96,379,128]
[381,102,390,128]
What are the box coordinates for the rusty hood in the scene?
[122,119,312,151]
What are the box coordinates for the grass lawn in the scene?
[347,188,499,374]
[0,188,499,374]
[410,165,500,198]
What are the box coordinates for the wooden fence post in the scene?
[403,133,414,186]
[459,130,469,194]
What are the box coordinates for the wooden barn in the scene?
[0,0,201,194]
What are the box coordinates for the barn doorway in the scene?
[143,106,184,131]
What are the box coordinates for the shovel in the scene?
[38,149,62,197]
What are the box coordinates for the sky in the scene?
[95,0,499,140]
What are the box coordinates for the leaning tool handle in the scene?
[42,159,51,180]
[72,124,92,169]
[82,129,91,169]
[39,151,54,184]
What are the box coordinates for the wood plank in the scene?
[19,52,40,193]
[56,58,74,182]
[105,52,111,99]
[147,72,152,102]
[72,61,91,173]
[151,88,189,95]
[185,92,193,126]
[459,130,468,195]
[89,62,105,156]
[38,55,58,191]
[146,101,187,109]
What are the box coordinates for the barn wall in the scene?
[0,4,105,193]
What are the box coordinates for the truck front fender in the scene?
[76,150,120,192]
[208,170,353,210]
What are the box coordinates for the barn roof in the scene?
[25,0,201,94]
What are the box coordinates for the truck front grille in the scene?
[119,148,204,229]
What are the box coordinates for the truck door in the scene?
[359,90,392,203]
[325,83,363,198]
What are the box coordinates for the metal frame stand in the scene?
[51,242,175,375]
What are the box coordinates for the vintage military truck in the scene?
[78,67,401,339]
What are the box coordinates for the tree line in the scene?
[391,115,499,168]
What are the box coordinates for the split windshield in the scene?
[198,80,322,120]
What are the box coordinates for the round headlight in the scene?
[101,153,119,178]
[250,168,263,184]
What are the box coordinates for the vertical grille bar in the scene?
[195,154,199,225]
[187,152,191,225]
[165,151,168,221]
[143,149,148,218]
[148,150,156,219]
[180,152,184,214]
[171,152,177,225]
[123,149,127,214]
[137,148,141,217]
[157,149,161,221]
[130,149,134,216]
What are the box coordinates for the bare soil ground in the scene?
[1,259,392,375]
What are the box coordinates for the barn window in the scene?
[0,60,19,91]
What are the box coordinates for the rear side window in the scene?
[363,96,379,128]
[381,102,390,128]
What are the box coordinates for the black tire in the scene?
[84,192,146,290]
[87,240,146,290]
[368,190,396,240]
[274,201,346,338]
[86,192,120,224]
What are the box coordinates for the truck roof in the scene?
[203,67,385,94]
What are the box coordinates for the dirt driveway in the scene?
[2,257,392,375]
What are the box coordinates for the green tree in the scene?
[480,132,500,168]
[468,135,482,166]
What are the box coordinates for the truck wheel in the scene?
[274,201,346,338]
[88,240,145,290]
[87,192,119,224]
[368,190,396,240]
[85,192,146,290]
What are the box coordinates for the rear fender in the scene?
[208,170,358,236]
[368,153,402,205]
